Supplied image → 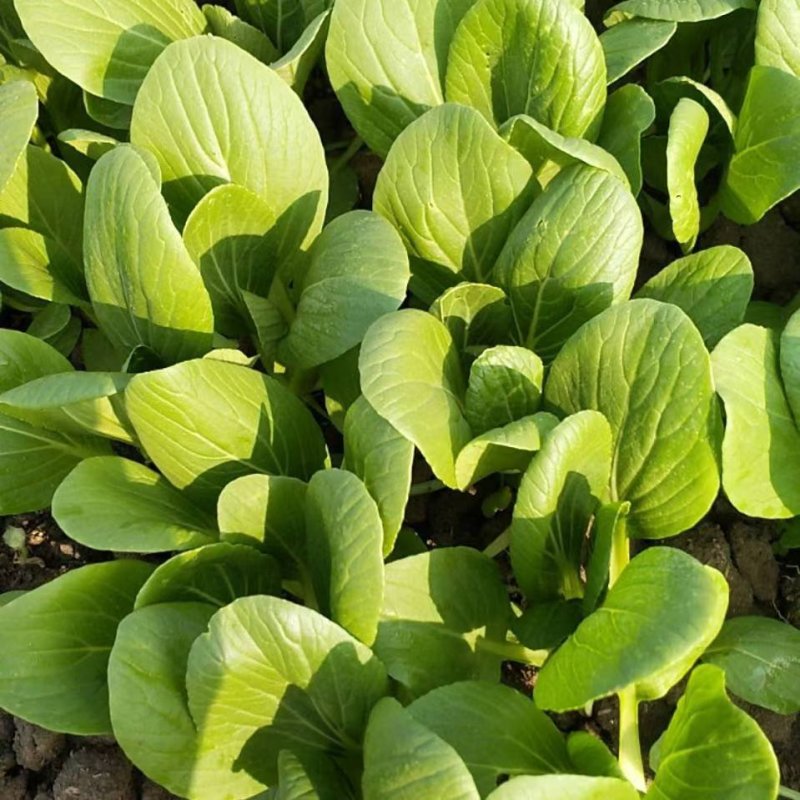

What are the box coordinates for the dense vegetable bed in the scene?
[0,0,799,798]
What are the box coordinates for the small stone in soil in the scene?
[13,719,66,771]
[53,746,135,800]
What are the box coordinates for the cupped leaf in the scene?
[605,0,755,24]
[125,359,327,498]
[454,412,558,490]
[494,165,642,361]
[202,5,278,63]
[325,0,474,157]
[53,456,216,553]
[280,211,410,369]
[84,145,214,364]
[374,548,510,697]
[186,596,389,787]
[0,560,154,734]
[702,616,800,715]
[510,411,612,603]
[135,542,281,609]
[362,697,480,800]
[646,665,779,800]
[637,246,753,347]
[721,66,800,224]
[14,0,207,103]
[360,310,471,488]
[545,299,720,539]
[182,184,280,338]
[712,324,800,517]
[218,473,307,565]
[756,0,800,77]
[535,547,728,710]
[374,104,536,285]
[666,97,709,253]
[0,79,37,193]
[271,9,330,94]
[501,114,629,189]
[234,0,328,51]
[305,469,385,646]
[601,18,677,84]
[344,396,414,555]
[130,36,328,234]
[488,775,640,800]
[446,0,606,137]
[407,681,571,796]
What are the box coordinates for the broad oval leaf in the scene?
[84,145,214,365]
[0,560,154,734]
[0,80,37,194]
[186,596,389,787]
[601,19,677,84]
[360,309,471,488]
[326,0,475,157]
[781,306,800,422]
[488,775,640,800]
[535,547,728,710]
[52,456,217,553]
[135,542,281,608]
[545,299,720,539]
[408,681,571,795]
[125,359,327,498]
[494,165,643,361]
[131,36,328,234]
[712,324,800,517]
[605,0,755,24]
[510,410,612,603]
[756,0,800,77]
[374,104,536,285]
[446,0,606,137]
[280,210,410,369]
[362,697,480,800]
[646,665,779,800]
[305,469,385,645]
[14,0,207,104]
[702,616,800,714]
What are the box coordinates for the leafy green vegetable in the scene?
[488,775,640,800]
[756,0,800,77]
[0,79,37,193]
[601,19,677,84]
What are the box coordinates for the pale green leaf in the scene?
[601,19,677,84]
[202,4,279,63]
[605,0,755,24]
[488,775,639,800]
[272,10,329,94]
[0,79,37,193]
[756,0,800,77]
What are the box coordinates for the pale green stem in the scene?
[330,136,363,175]
[780,788,800,800]
[475,635,547,667]
[483,528,510,558]
[409,479,446,496]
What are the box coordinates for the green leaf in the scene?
[712,324,800,517]
[326,0,474,157]
[501,114,629,189]
[14,0,207,103]
[130,36,328,235]
[511,600,583,651]
[186,596,389,787]
[374,104,536,285]
[464,346,542,434]
[84,146,214,364]
[243,291,289,366]
[0,329,71,389]
[756,0,800,77]
[567,732,626,779]
[344,396,414,555]
[535,547,728,710]
[135,542,281,608]
[666,98,709,253]
[511,411,612,603]
[721,66,800,224]
[272,10,330,94]
[605,0,755,24]
[360,309,471,488]
[202,4,279,63]
[545,299,720,539]
[321,346,361,430]
[782,306,800,422]
[125,359,327,498]
[280,211,410,369]
[84,92,133,130]
[646,665,779,800]
[272,749,353,800]
[52,456,217,553]
[494,165,642,361]
[305,469,384,646]
[234,0,328,51]
[183,184,281,338]
[601,19,677,84]
[488,775,640,800]
[0,560,153,734]
[374,548,510,697]
[652,76,737,137]
[582,501,630,615]
[596,86,656,198]
[454,412,558,490]
[446,0,606,138]
[109,603,221,799]
[702,616,800,714]
[408,682,571,795]
[362,698,480,800]
[0,80,37,194]
[218,473,308,565]
[637,246,753,347]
